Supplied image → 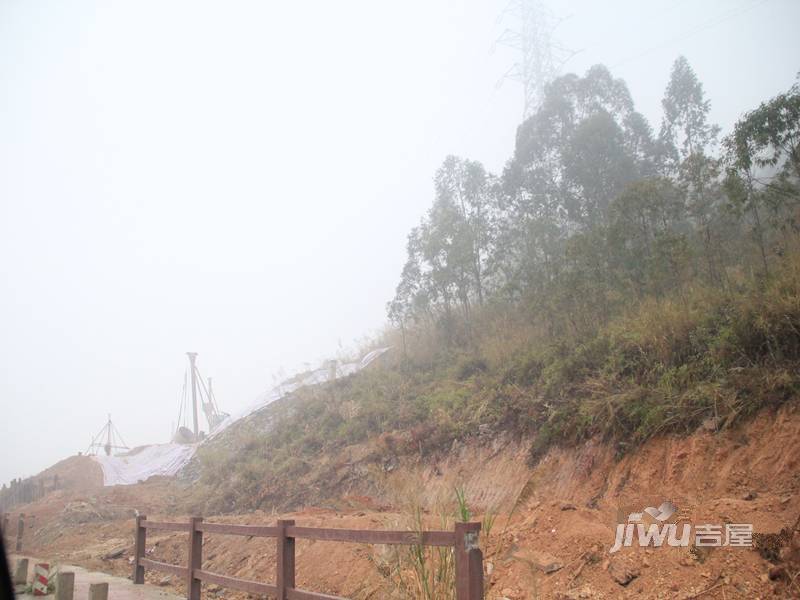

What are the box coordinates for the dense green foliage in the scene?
[194,61,800,513]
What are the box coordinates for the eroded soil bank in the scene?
[8,401,800,598]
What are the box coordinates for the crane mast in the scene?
[173,352,229,443]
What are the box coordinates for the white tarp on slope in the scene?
[209,346,391,438]
[93,442,198,486]
[92,347,390,486]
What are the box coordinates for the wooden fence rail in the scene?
[133,515,484,600]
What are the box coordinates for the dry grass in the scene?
[367,487,496,600]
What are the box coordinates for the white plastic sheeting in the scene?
[92,347,390,486]
[209,346,391,438]
[93,442,198,486]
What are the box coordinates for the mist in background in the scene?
[1,0,798,484]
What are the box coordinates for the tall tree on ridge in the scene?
[659,56,724,286]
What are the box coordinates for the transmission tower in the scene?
[496,0,576,119]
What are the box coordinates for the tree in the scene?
[510,65,650,229]
[433,156,495,306]
[658,56,726,286]
[388,60,798,358]
[607,178,690,297]
[724,79,800,275]
[658,56,720,170]
[562,110,638,225]
[499,65,656,302]
[388,156,496,342]
[725,80,800,214]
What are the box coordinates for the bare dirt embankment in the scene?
[38,454,105,489]
[7,402,800,599]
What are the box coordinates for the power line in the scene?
[611,0,773,69]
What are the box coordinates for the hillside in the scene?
[188,252,800,517]
[11,399,800,598]
[5,58,800,600]
[8,261,800,597]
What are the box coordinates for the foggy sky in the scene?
[1,0,798,485]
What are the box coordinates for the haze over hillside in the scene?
[2,2,800,599]
[1,0,799,488]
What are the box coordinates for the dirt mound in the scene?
[37,454,103,490]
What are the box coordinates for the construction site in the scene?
[2,340,800,598]
[3,0,800,598]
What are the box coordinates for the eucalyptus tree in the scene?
[389,156,496,342]
[658,56,726,285]
[499,64,656,321]
[724,78,800,273]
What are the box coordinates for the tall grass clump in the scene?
[370,488,495,600]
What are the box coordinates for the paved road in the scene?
[11,557,181,600]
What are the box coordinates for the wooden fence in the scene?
[133,515,484,600]
[0,512,27,552]
[0,475,60,513]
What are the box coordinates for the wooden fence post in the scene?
[186,517,203,600]
[16,513,24,552]
[88,582,109,600]
[14,558,28,586]
[468,545,484,599]
[132,515,146,584]
[55,571,75,600]
[454,522,482,600]
[276,519,295,600]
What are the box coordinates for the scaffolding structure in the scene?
[86,414,130,456]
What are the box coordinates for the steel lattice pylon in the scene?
[496,0,578,118]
